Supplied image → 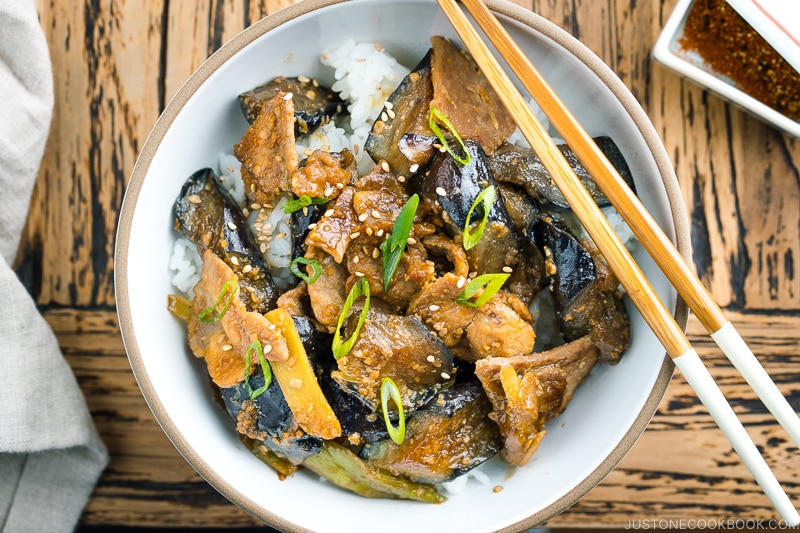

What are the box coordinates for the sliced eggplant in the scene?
[239,75,344,135]
[423,139,522,275]
[529,214,630,363]
[360,379,501,484]
[219,366,323,464]
[365,50,436,176]
[303,441,446,503]
[174,167,279,313]
[332,306,455,413]
[488,137,636,211]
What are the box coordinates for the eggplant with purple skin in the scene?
[359,379,501,484]
[239,76,344,136]
[219,366,323,464]
[529,213,630,363]
[423,139,522,276]
[174,167,279,313]
[488,136,636,211]
[364,50,437,177]
[332,306,456,414]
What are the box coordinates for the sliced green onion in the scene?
[332,277,370,360]
[379,194,419,293]
[428,106,471,166]
[244,340,273,399]
[462,185,496,251]
[380,377,406,445]
[457,272,510,307]
[282,194,330,214]
[290,257,322,284]
[197,278,238,322]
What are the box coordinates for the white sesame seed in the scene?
[324,187,335,197]
[409,164,419,173]
[187,194,202,204]
[230,256,239,265]
[397,175,407,183]
[263,343,273,354]
[407,237,417,245]
[283,92,293,100]
[381,111,389,122]
[222,344,233,352]
[350,232,361,239]
[227,221,237,230]
[380,161,390,172]
[355,271,365,277]
[502,266,513,273]
[353,255,360,264]
[307,223,317,230]
[324,209,335,218]
[441,372,451,380]
[358,213,369,222]
[376,229,385,237]
[298,74,310,83]
[435,187,447,197]
[243,265,253,273]
[456,277,466,288]
[427,355,435,363]
[429,304,440,311]
[371,210,382,219]
[384,101,394,110]
[387,109,396,119]
[372,248,380,259]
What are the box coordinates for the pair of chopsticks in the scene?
[437,0,800,523]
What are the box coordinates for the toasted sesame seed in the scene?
[355,271,365,277]
[372,248,380,259]
[324,187,335,197]
[365,227,374,236]
[298,74,310,83]
[263,343,273,353]
[350,232,361,239]
[289,378,303,389]
[230,256,239,265]
[302,206,309,216]
[386,109,396,119]
[227,221,237,230]
[353,255,360,264]
[187,194,202,204]
[409,164,419,173]
[358,213,369,222]
[429,304,440,312]
[371,210,382,219]
[222,344,233,352]
[243,265,253,273]
[435,186,447,196]
[441,372,451,380]
[427,355,435,363]
[260,243,267,253]
[275,232,286,239]
[324,209,335,218]
[376,229,385,237]
[407,237,417,245]
[307,223,317,230]
[397,175,406,183]
[381,111,389,122]
[456,277,466,288]
[384,101,394,110]
[380,161,390,172]
[502,266,513,273]
[283,92,293,100]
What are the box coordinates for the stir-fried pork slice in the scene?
[188,250,289,388]
[234,91,299,206]
[421,234,469,279]
[407,272,535,360]
[332,306,455,413]
[276,280,311,318]
[305,251,348,331]
[474,336,599,466]
[291,148,357,201]
[429,37,516,153]
[304,186,357,263]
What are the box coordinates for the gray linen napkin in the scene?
[0,1,109,532]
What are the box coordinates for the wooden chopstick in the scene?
[456,0,800,459]
[436,0,799,523]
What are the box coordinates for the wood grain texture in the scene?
[14,0,800,529]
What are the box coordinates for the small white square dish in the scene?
[653,0,800,137]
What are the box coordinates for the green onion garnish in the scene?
[290,257,322,284]
[462,185,496,251]
[379,194,419,293]
[282,194,330,214]
[244,340,273,399]
[332,277,371,360]
[380,377,406,445]
[457,272,510,307]
[197,278,238,322]
[428,105,471,166]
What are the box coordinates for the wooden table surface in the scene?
[18,0,800,529]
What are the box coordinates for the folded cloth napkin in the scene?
[0,1,109,532]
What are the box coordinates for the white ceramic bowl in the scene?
[116,1,690,531]
[653,0,800,138]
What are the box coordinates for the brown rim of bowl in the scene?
[115,0,689,531]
